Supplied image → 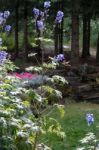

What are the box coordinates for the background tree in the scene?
[15,0,19,57]
[24,0,28,60]
[71,0,80,64]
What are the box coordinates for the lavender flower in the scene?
[55,11,64,23]
[0,51,8,65]
[56,54,65,62]
[44,1,51,9]
[33,8,40,16]
[0,17,4,25]
[4,11,10,18]
[37,20,44,30]
[0,12,3,17]
[5,25,11,32]
[0,11,10,25]
[39,11,44,17]
[0,38,2,45]
[86,113,94,126]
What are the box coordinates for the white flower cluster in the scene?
[80,132,96,144]
[76,132,99,150]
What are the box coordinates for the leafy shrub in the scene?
[0,62,42,149]
[48,75,72,97]
[37,85,62,104]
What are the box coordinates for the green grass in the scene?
[40,102,99,150]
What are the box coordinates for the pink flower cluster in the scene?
[12,72,38,79]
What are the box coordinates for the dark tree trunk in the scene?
[54,25,58,55]
[71,0,79,64]
[24,0,28,60]
[59,0,64,54]
[82,15,91,58]
[82,15,87,58]
[96,32,99,64]
[15,0,19,57]
[71,12,79,64]
[87,16,91,56]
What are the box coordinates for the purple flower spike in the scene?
[56,54,65,62]
[44,1,51,9]
[4,11,10,18]
[0,12,3,17]
[40,11,44,17]
[0,17,4,25]
[57,11,64,18]
[33,8,40,16]
[37,20,44,30]
[0,38,2,45]
[5,25,11,32]
[86,113,94,126]
[55,11,64,23]
[0,51,8,65]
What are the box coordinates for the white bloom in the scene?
[76,147,85,150]
[80,132,96,144]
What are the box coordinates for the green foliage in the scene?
[43,117,66,140]
[40,85,62,104]
[76,132,99,149]
[1,33,14,50]
[43,62,57,69]
[0,53,67,149]
[91,19,99,47]
[48,75,71,97]
[0,60,43,150]
[25,66,43,73]
[21,75,48,88]
[4,59,18,71]
[49,75,68,85]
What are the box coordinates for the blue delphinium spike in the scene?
[86,113,94,126]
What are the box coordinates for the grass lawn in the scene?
[40,102,99,150]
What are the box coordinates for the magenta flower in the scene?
[13,72,38,79]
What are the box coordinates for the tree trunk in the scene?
[82,15,87,58]
[87,16,91,56]
[71,12,79,64]
[24,0,28,60]
[96,32,99,64]
[82,15,91,58]
[59,0,64,54]
[15,0,19,57]
[54,24,59,55]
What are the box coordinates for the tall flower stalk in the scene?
[0,10,11,49]
[33,1,51,57]
[54,9,64,55]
